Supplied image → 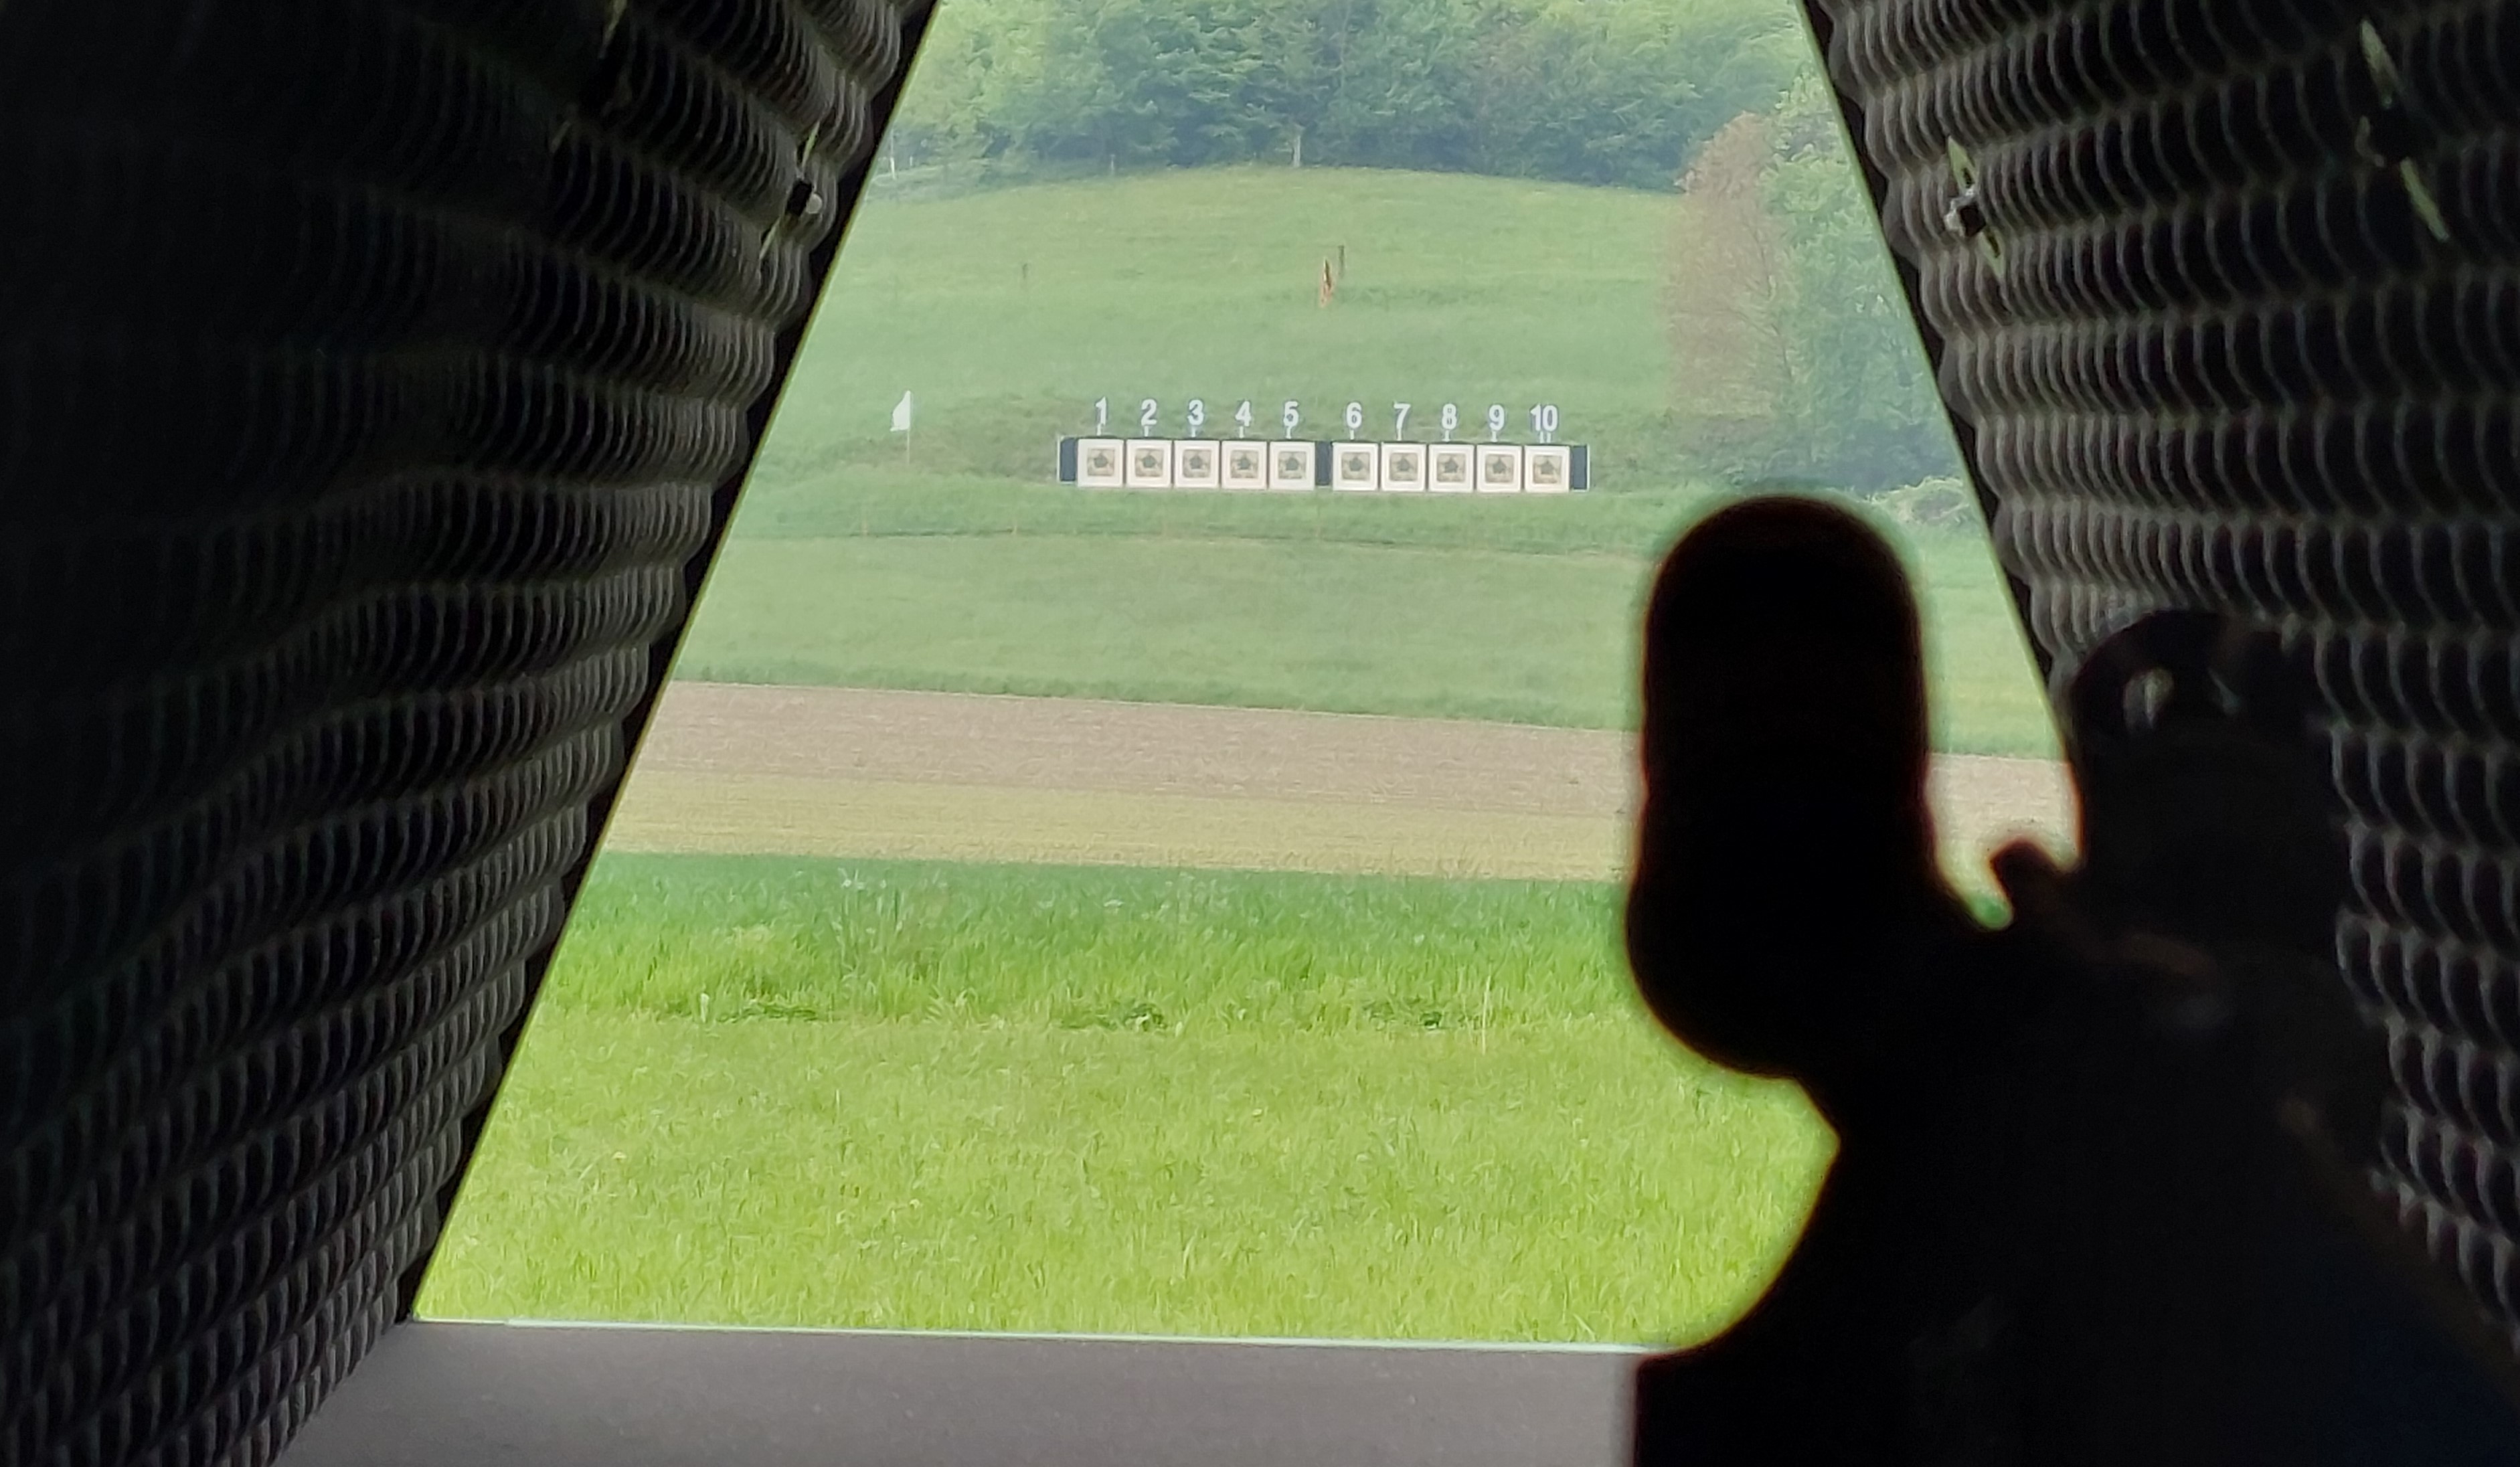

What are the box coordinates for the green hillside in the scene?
[691,166,2053,753]
[760,166,1690,489]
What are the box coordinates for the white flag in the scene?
[890,391,914,433]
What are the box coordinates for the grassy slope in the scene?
[685,511,2049,751]
[687,167,2057,753]
[763,167,1688,487]
[430,173,2032,1336]
[422,855,1831,1343]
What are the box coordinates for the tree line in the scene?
[890,0,1815,192]
[1663,76,1954,492]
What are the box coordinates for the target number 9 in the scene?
[1486,404,1506,441]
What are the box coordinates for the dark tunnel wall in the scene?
[0,3,928,1462]
[1799,0,2520,1341]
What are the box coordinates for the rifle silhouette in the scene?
[1628,499,2520,1466]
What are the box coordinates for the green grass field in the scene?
[682,167,2056,754]
[684,501,2052,752]
[432,167,2044,1342]
[764,167,1691,488]
[422,855,1832,1343]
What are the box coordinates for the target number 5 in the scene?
[1282,400,1301,437]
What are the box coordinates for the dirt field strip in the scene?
[607,683,2075,883]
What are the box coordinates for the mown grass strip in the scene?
[540,854,1640,1031]
[422,1013,1829,1344]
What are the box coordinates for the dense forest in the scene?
[886,0,1953,491]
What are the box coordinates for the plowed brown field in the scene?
[608,683,2074,883]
